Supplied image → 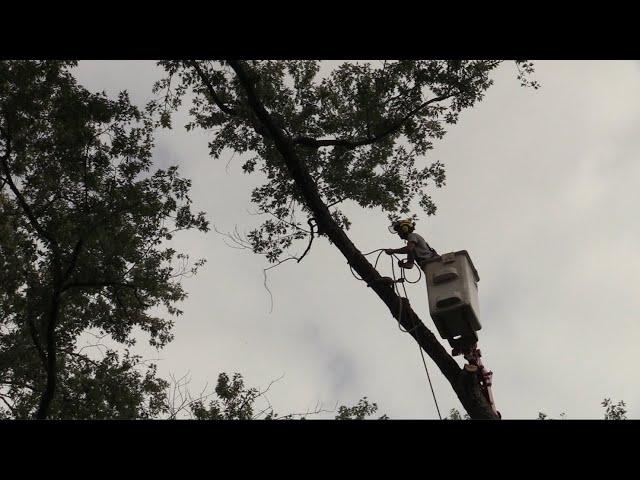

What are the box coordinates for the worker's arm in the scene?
[385,242,416,255]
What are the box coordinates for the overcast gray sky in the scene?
[72,60,640,419]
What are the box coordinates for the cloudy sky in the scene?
[72,60,640,419]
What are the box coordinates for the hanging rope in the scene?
[418,342,442,420]
[349,249,442,420]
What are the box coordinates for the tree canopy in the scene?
[0,60,208,418]
[155,60,528,264]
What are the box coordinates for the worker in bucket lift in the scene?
[385,219,438,270]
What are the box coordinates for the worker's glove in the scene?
[399,259,414,269]
[384,249,395,255]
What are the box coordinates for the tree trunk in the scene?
[35,288,60,420]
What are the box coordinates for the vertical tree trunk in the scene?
[35,288,60,419]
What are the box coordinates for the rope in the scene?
[350,248,442,420]
[349,249,385,283]
[390,254,442,420]
[418,343,442,420]
[401,262,422,284]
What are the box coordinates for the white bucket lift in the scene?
[423,250,481,350]
[423,250,498,416]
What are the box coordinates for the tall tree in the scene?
[156,60,537,419]
[0,61,208,419]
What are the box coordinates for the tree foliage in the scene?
[602,398,627,420]
[0,60,208,418]
[335,396,388,420]
[446,408,470,420]
[171,371,385,420]
[189,372,263,420]
[536,399,628,420]
[154,60,518,263]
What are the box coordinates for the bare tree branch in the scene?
[213,223,253,250]
[297,218,315,263]
[246,207,312,234]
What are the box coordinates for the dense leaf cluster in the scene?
[0,61,208,418]
[155,60,508,262]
